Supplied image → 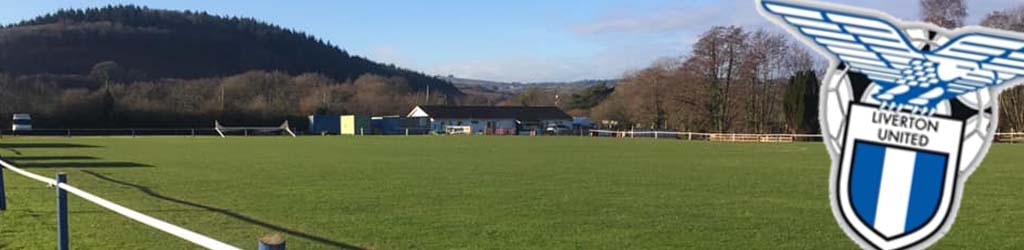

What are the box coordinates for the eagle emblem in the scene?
[759,0,1024,115]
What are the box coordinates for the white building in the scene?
[406,105,572,134]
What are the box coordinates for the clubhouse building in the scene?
[406,105,572,135]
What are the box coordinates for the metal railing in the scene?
[0,128,219,137]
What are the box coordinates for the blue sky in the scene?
[1,0,1021,82]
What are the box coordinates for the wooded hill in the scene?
[0,5,460,95]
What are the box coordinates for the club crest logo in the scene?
[757,0,1024,249]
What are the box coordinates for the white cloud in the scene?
[370,46,403,65]
[573,0,1021,36]
[572,1,768,35]
[426,38,687,83]
[427,0,1024,83]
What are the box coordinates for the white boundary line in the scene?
[0,159,241,250]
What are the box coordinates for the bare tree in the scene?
[668,63,709,131]
[615,59,678,129]
[981,5,1024,132]
[742,30,793,133]
[590,94,631,129]
[590,27,815,133]
[513,87,558,107]
[920,0,968,29]
[686,26,749,132]
[349,74,415,115]
[292,73,335,114]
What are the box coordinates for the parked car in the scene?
[12,113,31,131]
[545,124,571,135]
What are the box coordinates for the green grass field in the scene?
[0,136,1022,249]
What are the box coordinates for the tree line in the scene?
[0,65,449,129]
[982,4,1024,132]
[573,0,1024,134]
[583,26,815,133]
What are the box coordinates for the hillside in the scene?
[0,5,460,95]
[445,76,617,93]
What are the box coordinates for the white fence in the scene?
[591,130,1024,143]
[0,159,241,250]
[589,130,823,142]
[997,132,1024,143]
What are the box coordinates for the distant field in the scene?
[0,136,1023,249]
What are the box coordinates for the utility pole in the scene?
[425,85,431,104]
[220,85,225,111]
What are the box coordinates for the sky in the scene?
[0,0,1021,83]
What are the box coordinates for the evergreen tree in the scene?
[566,83,615,110]
[783,71,820,134]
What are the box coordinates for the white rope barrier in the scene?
[0,159,242,250]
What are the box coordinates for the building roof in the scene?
[411,106,571,121]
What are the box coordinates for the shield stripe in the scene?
[873,147,917,237]
[904,151,946,232]
[850,142,885,224]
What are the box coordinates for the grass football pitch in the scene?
[0,136,1022,249]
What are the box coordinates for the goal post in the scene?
[214,120,296,138]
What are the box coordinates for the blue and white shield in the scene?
[834,104,964,249]
[847,141,949,239]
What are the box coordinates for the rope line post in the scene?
[0,167,6,211]
[56,173,69,250]
[258,233,286,250]
[0,160,242,250]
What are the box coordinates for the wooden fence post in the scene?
[56,173,69,250]
[258,233,286,250]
